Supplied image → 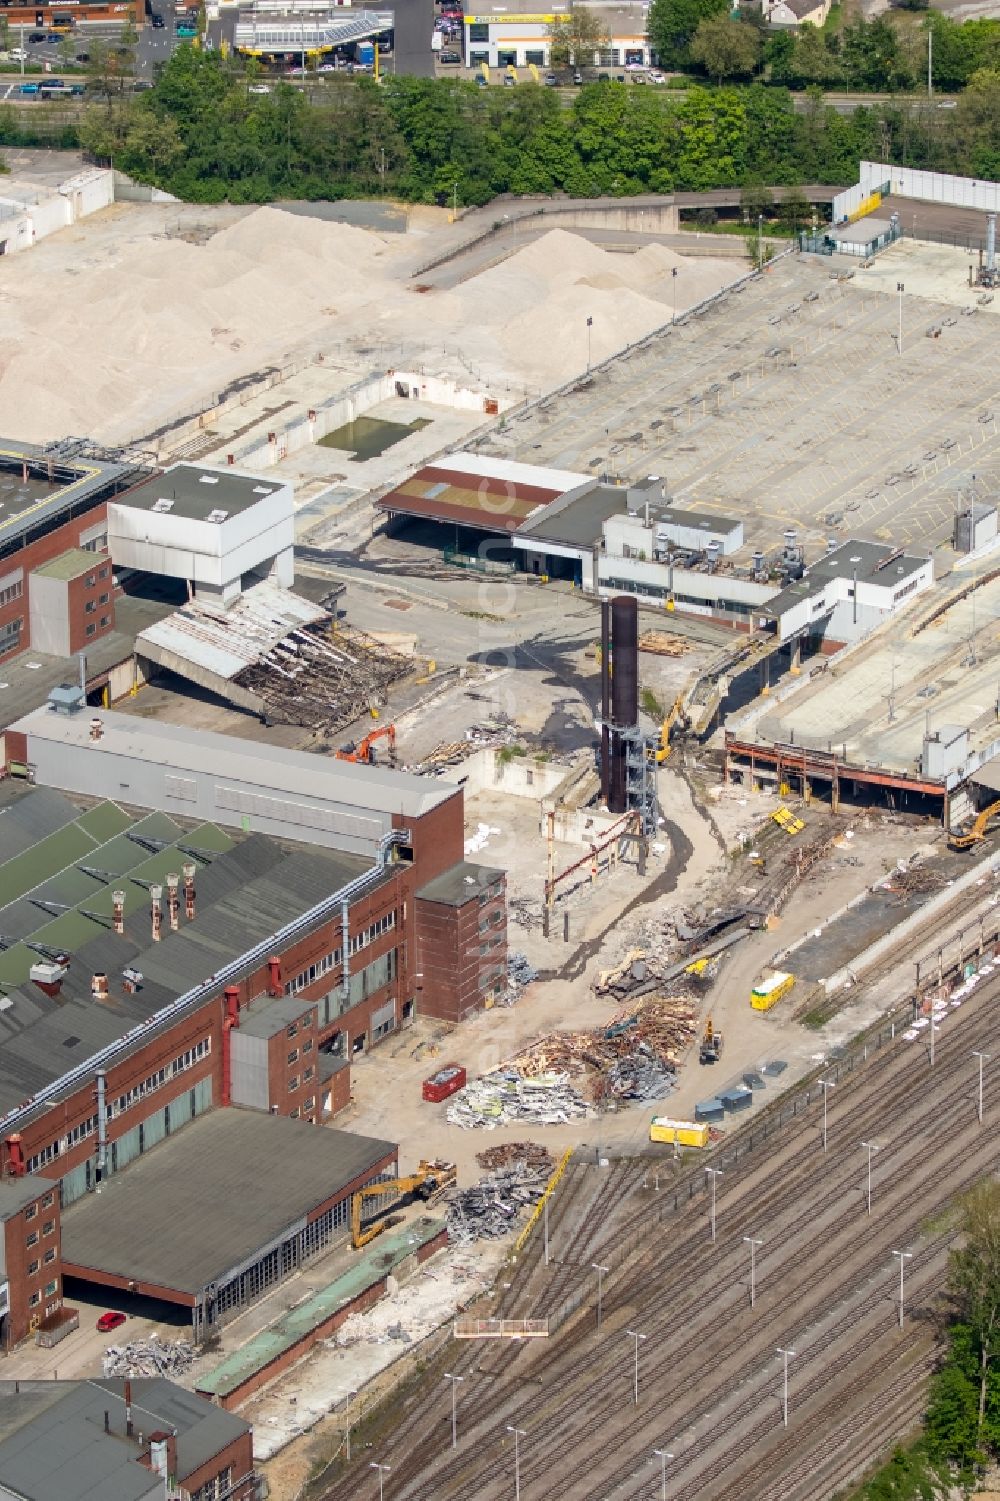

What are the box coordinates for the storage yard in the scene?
[316,944,1000,1501]
[10,167,1000,1501]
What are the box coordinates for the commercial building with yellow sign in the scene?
[462,0,652,71]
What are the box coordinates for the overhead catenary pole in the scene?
[744,1235,763,1308]
[973,1051,991,1124]
[818,1078,835,1153]
[369,1462,390,1501]
[506,1425,526,1501]
[653,1448,675,1501]
[444,1373,464,1449]
[892,1250,913,1329]
[586,314,593,373]
[776,1347,795,1427]
[593,1262,609,1329]
[543,1194,549,1266]
[626,1328,647,1405]
[861,1141,880,1215]
[706,1167,722,1243]
[342,1389,357,1462]
[897,281,905,356]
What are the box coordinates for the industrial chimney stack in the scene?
[183,863,196,921]
[166,873,180,932]
[150,885,163,943]
[112,890,125,937]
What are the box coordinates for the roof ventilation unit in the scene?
[152,498,174,513]
[206,509,229,524]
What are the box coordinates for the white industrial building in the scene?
[761,541,934,647]
[107,463,294,605]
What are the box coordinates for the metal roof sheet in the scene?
[135,583,327,683]
[13,706,459,820]
[61,1110,396,1297]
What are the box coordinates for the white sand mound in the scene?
[0,205,742,444]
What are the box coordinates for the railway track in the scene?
[319,955,1000,1501]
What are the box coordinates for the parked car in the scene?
[9,47,28,61]
[151,12,165,25]
[28,31,46,42]
[96,1311,126,1333]
[248,82,271,92]
[572,69,582,83]
[18,82,40,94]
[544,71,557,85]
[75,50,90,60]
[438,49,461,63]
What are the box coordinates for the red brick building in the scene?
[0,1376,258,1501]
[0,711,507,1348]
[0,443,133,665]
[0,1175,62,1349]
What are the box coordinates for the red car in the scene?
[96,1311,126,1334]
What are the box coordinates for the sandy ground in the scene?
[0,207,741,446]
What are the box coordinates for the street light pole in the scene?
[592,1262,609,1329]
[892,1250,913,1330]
[973,1050,992,1124]
[861,1141,880,1216]
[671,265,678,322]
[625,1328,647,1405]
[653,1448,675,1501]
[444,1373,463,1449]
[369,1462,390,1501]
[897,281,904,356]
[543,1194,549,1266]
[818,1078,835,1153]
[776,1347,795,1427]
[706,1167,722,1243]
[506,1425,526,1501]
[743,1236,763,1308]
[342,1389,357,1462]
[586,314,593,373]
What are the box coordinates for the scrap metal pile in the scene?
[447,1069,591,1130]
[511,995,697,1108]
[500,951,538,1006]
[447,1143,554,1244]
[102,1336,194,1379]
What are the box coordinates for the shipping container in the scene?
[649,1117,710,1148]
[750,970,795,1011]
[423,1063,467,1103]
[695,1098,725,1123]
[719,1087,753,1114]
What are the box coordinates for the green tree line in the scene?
[68,48,1000,205]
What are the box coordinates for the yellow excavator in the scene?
[351,1158,457,1250]
[657,694,692,764]
[949,799,1000,850]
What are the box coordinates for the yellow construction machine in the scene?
[698,1016,723,1064]
[351,1158,457,1250]
[656,694,692,763]
[949,799,1000,850]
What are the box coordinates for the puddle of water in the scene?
[318,415,431,461]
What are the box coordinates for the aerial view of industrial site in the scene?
[3,1,1000,1494]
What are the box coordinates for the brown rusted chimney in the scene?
[183,863,196,920]
[112,889,125,937]
[150,885,162,943]
[91,973,109,1000]
[166,872,179,932]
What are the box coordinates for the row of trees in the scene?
[72,49,1000,204]
[646,0,1000,91]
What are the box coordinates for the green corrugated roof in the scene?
[29,909,105,955]
[2,825,99,904]
[30,548,101,581]
[183,823,235,855]
[127,812,185,845]
[74,802,134,841]
[79,833,153,880]
[0,944,34,990]
[195,1217,446,1399]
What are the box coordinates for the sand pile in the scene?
[0,210,740,444]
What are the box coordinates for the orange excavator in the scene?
[336,724,397,767]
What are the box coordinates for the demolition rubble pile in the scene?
[414,713,520,774]
[447,1069,591,1130]
[511,995,698,1108]
[103,1337,194,1379]
[500,951,538,1006]
[447,1143,554,1244]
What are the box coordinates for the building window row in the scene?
[0,573,23,608]
[285,911,396,996]
[0,616,23,657]
[108,1037,212,1120]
